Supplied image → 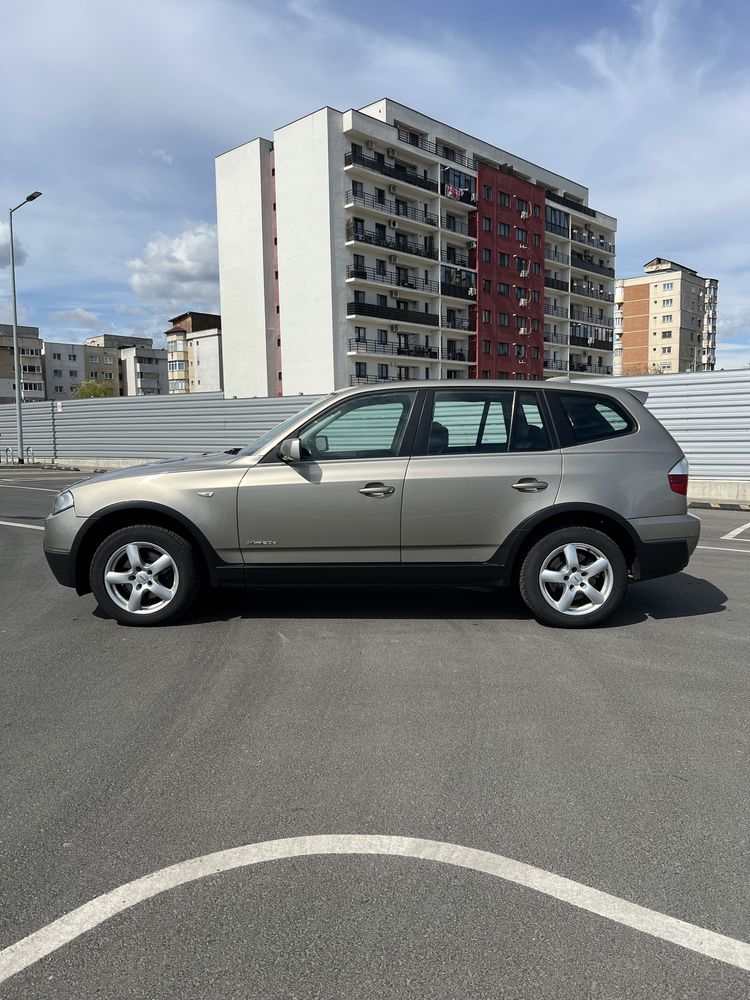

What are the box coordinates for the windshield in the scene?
[238,395,334,456]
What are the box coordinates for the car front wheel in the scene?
[519,527,628,628]
[90,524,200,626]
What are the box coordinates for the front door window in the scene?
[298,392,416,461]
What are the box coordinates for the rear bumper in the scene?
[629,513,700,581]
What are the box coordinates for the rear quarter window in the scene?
[556,393,635,444]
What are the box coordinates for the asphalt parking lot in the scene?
[0,467,748,998]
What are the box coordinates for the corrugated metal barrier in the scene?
[0,369,748,481]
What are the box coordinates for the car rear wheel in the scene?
[519,526,628,628]
[90,524,200,626]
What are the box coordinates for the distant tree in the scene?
[71,379,114,399]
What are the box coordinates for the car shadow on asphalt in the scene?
[158,571,727,627]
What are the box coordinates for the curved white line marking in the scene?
[1,834,748,983]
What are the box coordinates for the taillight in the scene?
[668,457,689,495]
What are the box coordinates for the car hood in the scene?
[70,451,245,489]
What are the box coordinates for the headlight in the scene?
[51,490,75,515]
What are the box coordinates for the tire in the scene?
[90,524,200,626]
[518,526,628,629]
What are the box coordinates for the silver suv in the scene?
[44,381,699,628]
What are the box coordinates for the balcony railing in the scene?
[440,249,472,268]
[545,221,569,238]
[568,361,614,376]
[543,330,569,345]
[396,128,477,170]
[440,183,476,206]
[544,303,569,318]
[347,190,438,227]
[441,315,476,331]
[570,332,614,351]
[440,215,471,236]
[441,282,476,300]
[571,227,616,255]
[346,224,438,261]
[345,150,438,193]
[546,190,596,218]
[346,265,439,294]
[544,247,570,265]
[348,338,438,359]
[570,308,614,327]
[570,281,614,303]
[570,252,615,279]
[544,276,569,292]
[543,359,568,371]
[350,375,400,385]
[348,301,439,327]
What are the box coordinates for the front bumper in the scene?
[43,505,88,589]
[44,548,75,587]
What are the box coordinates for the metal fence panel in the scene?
[0,401,55,462]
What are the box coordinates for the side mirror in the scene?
[279,437,302,462]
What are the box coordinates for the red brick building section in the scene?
[469,164,545,380]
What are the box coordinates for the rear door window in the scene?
[556,393,635,444]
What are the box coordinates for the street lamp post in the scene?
[8,191,42,464]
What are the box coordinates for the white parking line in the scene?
[721,520,750,541]
[697,545,750,555]
[0,483,58,492]
[0,834,748,983]
[0,520,44,532]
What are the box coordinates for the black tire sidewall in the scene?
[519,527,628,628]
[90,524,199,626]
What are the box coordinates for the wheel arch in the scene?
[71,503,217,595]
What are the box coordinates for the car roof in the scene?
[335,379,636,399]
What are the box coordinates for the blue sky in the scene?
[1,0,749,366]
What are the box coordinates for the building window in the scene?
[352,180,364,197]
[355,361,367,377]
[662,346,672,354]
[482,340,491,354]
[498,191,510,207]
[53,368,62,376]
[54,385,63,393]
[52,352,61,360]
[90,371,98,379]
[498,313,509,327]
[482,278,491,292]
[531,319,540,332]
[516,228,528,244]
[497,222,510,238]
[68,353,77,361]
[355,326,366,341]
[377,293,387,307]
[662,298,673,307]
[497,342,509,356]
[482,216,492,231]
[376,258,386,275]
[497,283,509,297]
[497,253,509,267]
[69,369,78,377]
[103,372,113,380]
[481,248,491,263]
[516,198,529,214]
[378,364,389,378]
[482,310,491,324]
[533,204,541,218]
[661,362,671,371]
[661,331,672,339]
[663,281,673,290]
[531,346,540,359]
[662,314,672,323]
[377,329,388,344]
[532,233,541,247]
[88,355,98,363]
[515,344,526,357]
[481,370,492,379]
[483,184,492,200]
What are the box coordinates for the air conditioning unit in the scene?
[519,269,529,277]
[391,324,400,332]
[470,193,478,204]
[388,184,397,194]
[387,147,397,158]
[519,298,529,307]
[468,287,477,297]
[468,241,477,250]
[388,254,398,264]
[520,210,530,219]
[391,290,399,297]
[389,219,398,229]
[366,139,376,149]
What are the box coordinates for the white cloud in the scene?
[128,221,219,311]
[0,222,28,268]
[49,307,107,331]
[152,149,174,165]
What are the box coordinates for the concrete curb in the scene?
[689,501,750,512]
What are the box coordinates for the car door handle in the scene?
[511,478,548,492]
[359,483,396,497]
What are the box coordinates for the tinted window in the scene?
[298,392,416,460]
[557,393,634,444]
[428,391,513,454]
[510,391,552,451]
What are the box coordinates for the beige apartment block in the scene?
[614,258,717,376]
[0,324,45,404]
[165,312,223,394]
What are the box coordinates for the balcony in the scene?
[543,330,569,345]
[347,190,438,227]
[544,247,570,265]
[570,308,614,327]
[348,338,438,359]
[544,303,569,318]
[441,315,476,332]
[346,265,439,294]
[571,226,615,255]
[396,128,477,170]
[570,281,614,303]
[544,276,569,292]
[545,220,569,238]
[568,360,614,375]
[570,331,614,351]
[543,359,568,371]
[440,215,471,236]
[345,150,438,193]
[570,252,615,279]
[546,190,596,218]
[440,183,476,206]
[441,282,476,300]
[346,223,438,261]
[440,249,472,268]
[347,301,438,327]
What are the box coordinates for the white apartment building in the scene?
[614,258,718,376]
[165,312,223,394]
[216,99,616,397]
